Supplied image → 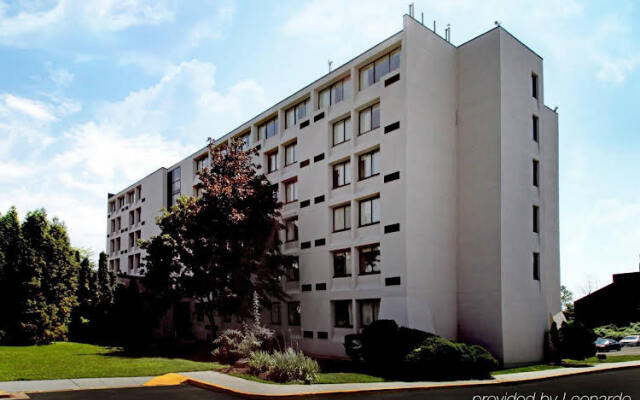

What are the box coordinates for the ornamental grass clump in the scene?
[248,348,319,384]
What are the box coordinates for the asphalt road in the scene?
[30,368,640,400]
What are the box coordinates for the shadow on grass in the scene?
[77,342,216,362]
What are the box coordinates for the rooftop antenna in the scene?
[328,60,333,72]
[433,20,436,33]
[421,12,424,25]
[408,3,414,18]
[553,106,559,113]
[445,24,451,42]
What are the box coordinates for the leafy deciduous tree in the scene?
[142,139,294,339]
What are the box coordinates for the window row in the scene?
[268,298,380,329]
[360,48,401,90]
[279,243,381,282]
[265,141,298,174]
[110,186,142,212]
[332,148,380,188]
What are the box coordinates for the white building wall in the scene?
[105,16,560,364]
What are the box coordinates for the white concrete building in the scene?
[106,15,560,365]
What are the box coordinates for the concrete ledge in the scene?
[152,361,640,397]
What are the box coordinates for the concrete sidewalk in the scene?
[2,360,640,396]
[0,376,154,394]
[161,360,640,397]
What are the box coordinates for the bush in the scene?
[558,320,596,360]
[344,320,434,374]
[403,336,497,379]
[344,334,364,364]
[594,322,640,341]
[211,292,276,364]
[248,349,319,383]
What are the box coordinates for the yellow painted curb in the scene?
[143,373,190,387]
[159,362,640,398]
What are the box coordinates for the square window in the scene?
[332,160,352,188]
[359,103,380,135]
[333,204,351,232]
[359,196,380,226]
[333,117,351,146]
[359,244,380,275]
[333,249,351,277]
[359,299,380,327]
[359,149,380,180]
[334,300,352,328]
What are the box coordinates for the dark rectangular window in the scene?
[359,196,380,227]
[285,217,298,242]
[285,99,310,129]
[533,252,540,281]
[303,330,314,338]
[359,244,380,275]
[533,205,539,233]
[271,302,281,324]
[334,300,352,328]
[286,257,299,282]
[287,301,301,326]
[359,103,380,135]
[333,249,351,277]
[532,73,538,99]
[267,150,278,173]
[315,283,326,291]
[533,159,539,187]
[258,117,279,140]
[532,115,539,142]
[167,167,181,206]
[333,117,351,146]
[359,149,380,180]
[333,204,351,232]
[360,48,401,90]
[333,160,352,188]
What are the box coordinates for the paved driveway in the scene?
[30,367,640,400]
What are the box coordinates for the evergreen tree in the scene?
[0,208,24,343]
[142,138,294,340]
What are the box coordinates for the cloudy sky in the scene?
[1,0,639,297]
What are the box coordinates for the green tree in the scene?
[142,139,294,340]
[0,208,80,344]
[561,285,575,320]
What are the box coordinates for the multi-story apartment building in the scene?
[106,15,560,365]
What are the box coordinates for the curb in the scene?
[148,362,640,398]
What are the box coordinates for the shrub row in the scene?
[345,320,497,379]
[546,320,596,363]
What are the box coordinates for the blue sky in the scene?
[1,0,639,298]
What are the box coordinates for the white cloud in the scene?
[47,64,74,87]
[3,94,56,121]
[595,54,640,84]
[0,59,268,259]
[0,0,174,47]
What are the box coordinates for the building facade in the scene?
[574,272,640,327]
[106,15,560,365]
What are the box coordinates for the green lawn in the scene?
[493,354,640,376]
[0,342,220,381]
